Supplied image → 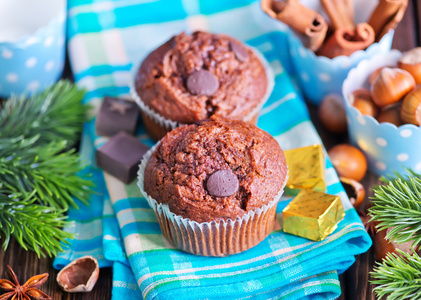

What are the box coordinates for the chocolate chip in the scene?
[230,40,248,62]
[206,170,239,197]
[186,70,219,96]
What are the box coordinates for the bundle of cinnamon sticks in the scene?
[261,0,408,58]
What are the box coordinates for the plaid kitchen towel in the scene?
[53,0,372,299]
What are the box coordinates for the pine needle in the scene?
[0,191,73,257]
[371,250,421,300]
[368,170,421,246]
[0,80,93,257]
[369,169,421,298]
[0,80,88,145]
[0,135,93,209]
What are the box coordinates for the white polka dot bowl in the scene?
[342,49,421,176]
[0,0,66,98]
[287,0,394,105]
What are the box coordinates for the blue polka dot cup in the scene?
[342,50,421,176]
[0,0,66,98]
[287,0,394,105]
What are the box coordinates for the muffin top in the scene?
[135,31,268,124]
[143,117,288,223]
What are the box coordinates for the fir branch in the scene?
[0,80,88,145]
[380,167,421,184]
[371,250,421,300]
[0,191,73,257]
[0,135,93,210]
[0,81,93,257]
[368,171,421,247]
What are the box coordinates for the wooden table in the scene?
[1,2,420,299]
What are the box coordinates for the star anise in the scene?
[0,265,50,300]
[108,100,131,115]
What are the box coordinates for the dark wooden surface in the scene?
[0,2,419,299]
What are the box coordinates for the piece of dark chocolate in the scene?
[96,131,149,183]
[230,40,248,62]
[206,169,239,197]
[95,97,139,137]
[186,70,219,96]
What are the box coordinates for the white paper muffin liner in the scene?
[342,49,421,176]
[130,44,275,141]
[137,143,287,256]
[287,0,394,105]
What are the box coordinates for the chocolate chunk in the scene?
[109,101,131,115]
[96,131,149,183]
[186,70,219,96]
[230,41,248,62]
[206,170,239,197]
[95,97,139,137]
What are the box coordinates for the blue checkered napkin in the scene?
[54,1,372,299]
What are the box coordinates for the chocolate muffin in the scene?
[139,117,288,256]
[133,31,271,141]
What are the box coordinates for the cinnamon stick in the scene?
[317,23,375,58]
[321,0,354,30]
[261,0,328,51]
[367,0,408,42]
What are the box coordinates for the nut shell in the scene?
[318,94,347,134]
[374,227,419,261]
[376,104,404,126]
[373,228,396,261]
[368,66,391,85]
[401,86,421,126]
[328,144,367,181]
[57,255,99,293]
[370,67,416,107]
[398,47,421,84]
[350,88,379,117]
[340,177,365,208]
[386,227,417,256]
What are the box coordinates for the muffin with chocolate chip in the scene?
[133,31,271,141]
[138,117,288,256]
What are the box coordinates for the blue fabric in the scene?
[54,1,372,299]
[112,262,143,299]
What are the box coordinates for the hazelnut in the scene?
[318,94,347,134]
[373,227,397,261]
[368,66,392,85]
[350,88,379,117]
[376,104,404,126]
[398,47,421,84]
[57,255,99,292]
[386,227,418,255]
[374,227,419,261]
[401,86,421,126]
[328,144,367,181]
[370,67,416,107]
[340,177,365,208]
